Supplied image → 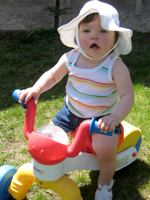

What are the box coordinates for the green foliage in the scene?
[45,6,70,17]
[45,3,70,28]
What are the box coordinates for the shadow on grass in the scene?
[0,30,150,111]
[0,29,69,111]
[80,159,149,200]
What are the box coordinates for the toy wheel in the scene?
[0,165,17,200]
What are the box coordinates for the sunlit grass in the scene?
[0,29,150,199]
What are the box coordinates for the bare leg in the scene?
[92,132,119,188]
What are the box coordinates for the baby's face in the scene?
[78,15,116,59]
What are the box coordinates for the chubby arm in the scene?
[19,53,69,104]
[98,59,134,133]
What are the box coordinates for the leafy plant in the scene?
[45,0,70,28]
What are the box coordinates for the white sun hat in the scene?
[58,0,133,58]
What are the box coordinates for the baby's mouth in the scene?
[90,43,100,50]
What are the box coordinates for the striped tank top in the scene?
[65,50,120,118]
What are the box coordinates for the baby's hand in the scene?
[19,86,41,105]
[97,114,120,133]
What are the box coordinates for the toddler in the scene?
[19,1,134,199]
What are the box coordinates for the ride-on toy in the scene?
[0,89,141,200]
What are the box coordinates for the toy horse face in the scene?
[28,125,71,165]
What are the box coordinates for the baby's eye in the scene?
[100,29,107,33]
[83,29,90,33]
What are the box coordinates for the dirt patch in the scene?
[0,0,150,32]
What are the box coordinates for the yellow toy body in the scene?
[35,176,82,200]
[8,164,35,200]
[117,121,141,153]
[8,164,82,200]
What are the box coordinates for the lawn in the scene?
[0,29,150,200]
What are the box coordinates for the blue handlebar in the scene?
[89,117,113,136]
[12,89,26,109]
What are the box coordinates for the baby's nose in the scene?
[91,31,99,39]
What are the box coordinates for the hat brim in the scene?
[58,8,133,55]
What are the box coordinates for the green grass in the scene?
[0,29,150,200]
